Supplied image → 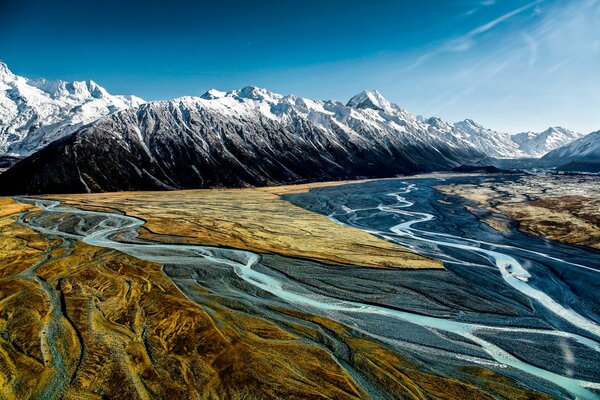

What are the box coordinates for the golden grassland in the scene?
[0,198,365,399]
[51,181,442,270]
[0,198,555,399]
[436,175,600,249]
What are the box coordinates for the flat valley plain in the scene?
[436,174,600,249]
[0,174,597,399]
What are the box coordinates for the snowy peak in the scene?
[542,130,600,162]
[452,119,521,158]
[454,119,485,131]
[450,120,584,159]
[0,62,145,156]
[124,87,581,162]
[27,78,109,100]
[0,86,485,194]
[347,90,394,113]
[200,86,285,104]
[425,117,454,132]
[1,64,584,163]
[0,61,14,81]
[512,126,575,143]
[200,89,227,100]
[511,126,582,158]
[231,86,284,103]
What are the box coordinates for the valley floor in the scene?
[436,174,600,249]
[0,174,597,399]
[49,180,440,270]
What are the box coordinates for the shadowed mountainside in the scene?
[0,88,484,195]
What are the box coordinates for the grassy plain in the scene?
[53,182,441,270]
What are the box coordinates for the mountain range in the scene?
[0,87,484,193]
[0,62,596,194]
[0,61,144,157]
[452,120,582,159]
[541,130,600,172]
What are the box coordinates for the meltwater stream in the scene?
[16,184,600,399]
[379,184,600,339]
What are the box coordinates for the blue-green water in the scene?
[16,175,600,398]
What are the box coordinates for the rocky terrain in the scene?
[0,187,554,399]
[541,130,600,172]
[0,61,592,194]
[0,88,487,194]
[436,174,600,249]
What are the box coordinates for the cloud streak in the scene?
[521,32,539,66]
[470,0,541,35]
[404,0,542,71]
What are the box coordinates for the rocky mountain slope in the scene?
[540,130,600,172]
[452,119,521,158]
[511,127,582,158]
[0,88,485,194]
[542,130,600,162]
[451,119,582,159]
[0,61,144,157]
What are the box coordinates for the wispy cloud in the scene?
[470,1,541,35]
[421,58,511,118]
[521,32,539,66]
[404,0,542,71]
[413,0,600,132]
[545,59,570,75]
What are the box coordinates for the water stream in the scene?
[15,177,600,399]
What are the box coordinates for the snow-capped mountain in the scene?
[511,127,583,158]
[450,120,582,159]
[541,130,600,163]
[0,61,144,156]
[346,89,395,114]
[0,88,485,194]
[452,119,522,158]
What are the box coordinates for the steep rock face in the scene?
[0,61,144,156]
[511,127,583,158]
[0,88,484,194]
[541,130,600,163]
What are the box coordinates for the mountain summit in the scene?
[0,62,145,157]
[542,130,600,163]
[347,90,395,113]
[511,127,582,158]
[0,87,485,194]
[0,61,14,80]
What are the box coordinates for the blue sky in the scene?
[1,0,598,133]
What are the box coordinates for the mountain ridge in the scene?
[0,62,595,194]
[0,61,145,157]
[542,130,600,164]
[0,87,485,194]
[0,62,585,161]
[511,127,582,158]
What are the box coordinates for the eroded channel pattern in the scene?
[9,176,600,399]
[285,176,600,399]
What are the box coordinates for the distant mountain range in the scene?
[452,120,582,159]
[512,127,582,158]
[0,62,596,194]
[541,130,600,172]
